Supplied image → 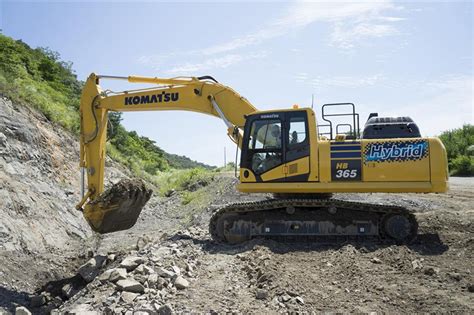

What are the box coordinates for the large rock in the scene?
[121,291,139,304]
[157,304,173,315]
[29,294,46,307]
[116,279,145,293]
[120,256,145,271]
[62,283,79,298]
[109,268,128,282]
[256,289,268,300]
[15,307,32,315]
[78,255,107,282]
[66,304,99,315]
[158,268,175,278]
[98,269,114,282]
[147,273,164,289]
[135,264,154,275]
[173,276,189,290]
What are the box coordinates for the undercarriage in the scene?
[209,198,418,244]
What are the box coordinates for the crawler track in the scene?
[209,198,418,244]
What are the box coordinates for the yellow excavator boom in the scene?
[77,73,257,232]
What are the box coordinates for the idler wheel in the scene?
[382,213,418,243]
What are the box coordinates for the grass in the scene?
[154,168,215,197]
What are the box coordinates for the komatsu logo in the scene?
[260,114,279,119]
[365,140,428,163]
[124,92,179,105]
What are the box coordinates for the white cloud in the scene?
[138,0,404,72]
[165,52,267,75]
[201,0,401,54]
[330,22,399,49]
[296,73,385,88]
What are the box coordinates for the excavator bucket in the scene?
[83,179,152,234]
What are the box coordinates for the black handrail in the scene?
[321,103,360,140]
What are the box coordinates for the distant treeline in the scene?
[439,124,473,176]
[0,34,211,175]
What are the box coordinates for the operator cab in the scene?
[240,109,310,182]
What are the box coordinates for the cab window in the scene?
[288,116,307,146]
[248,119,282,149]
[248,119,282,174]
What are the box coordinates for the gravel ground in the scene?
[9,175,470,314]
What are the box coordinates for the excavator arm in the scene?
[77,73,257,233]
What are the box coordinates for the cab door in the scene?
[241,113,286,182]
[284,111,311,181]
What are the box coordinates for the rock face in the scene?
[0,97,132,311]
[0,97,92,254]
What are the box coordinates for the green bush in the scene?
[449,155,474,176]
[439,124,474,176]
[0,35,81,132]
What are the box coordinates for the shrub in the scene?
[157,168,215,197]
[450,155,474,176]
[439,124,474,176]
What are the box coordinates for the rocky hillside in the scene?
[0,34,211,179]
[0,95,134,306]
[0,96,87,252]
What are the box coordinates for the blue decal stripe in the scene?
[331,142,361,145]
[331,157,362,161]
[330,145,361,151]
[331,152,362,158]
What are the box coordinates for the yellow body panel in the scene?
[240,168,256,183]
[307,110,319,181]
[318,141,331,182]
[238,181,447,193]
[286,156,310,179]
[260,164,286,182]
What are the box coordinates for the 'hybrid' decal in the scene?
[364,140,429,163]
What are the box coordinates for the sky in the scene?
[1,0,473,166]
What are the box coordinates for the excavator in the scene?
[76,73,448,244]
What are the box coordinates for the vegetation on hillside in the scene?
[0,36,81,132]
[439,124,474,176]
[0,34,211,182]
[163,152,214,170]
